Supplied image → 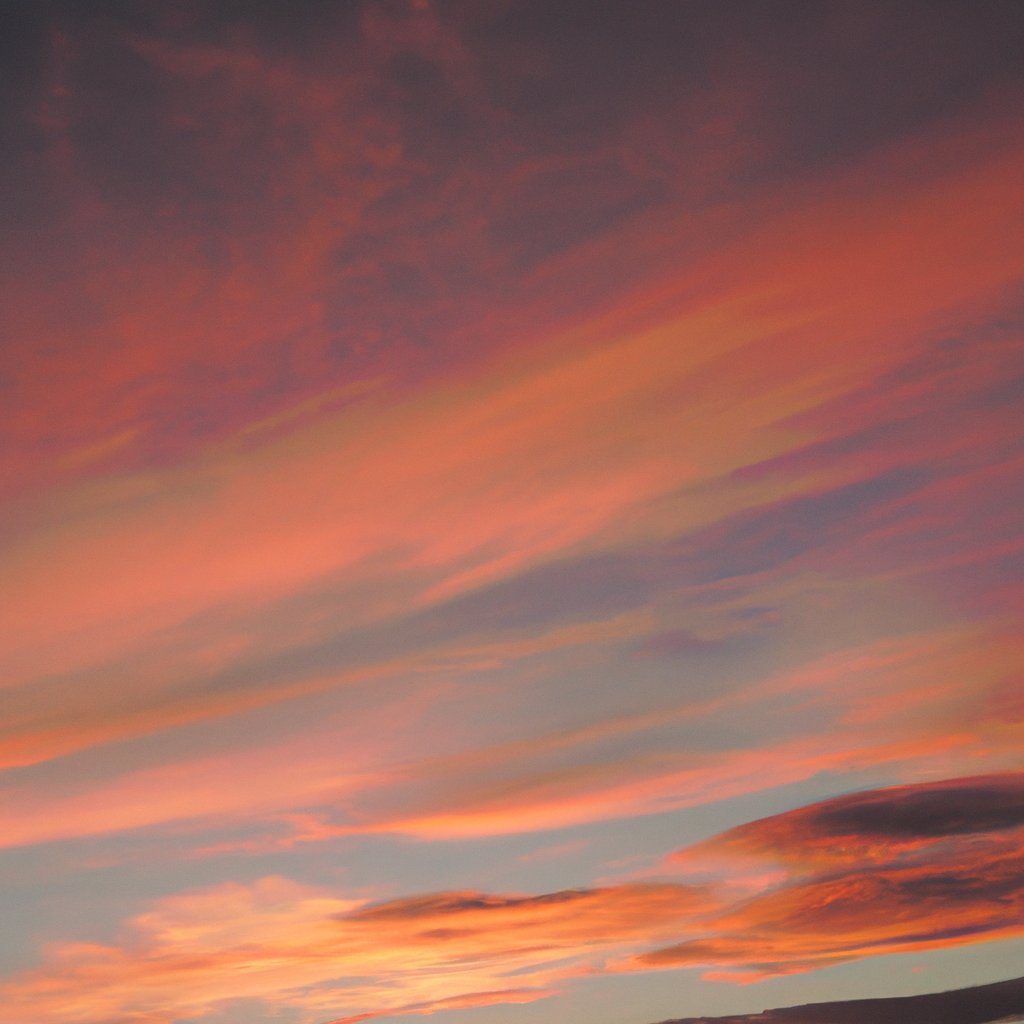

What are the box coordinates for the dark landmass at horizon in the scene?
[656,973,1024,1024]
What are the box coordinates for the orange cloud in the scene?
[342,623,1023,841]
[634,773,1024,980]
[2,617,1020,853]
[5,775,1023,1022]
[3,90,1021,707]
[0,114,1017,890]
[0,877,717,1024]
[675,771,1024,872]
[2,11,1023,1024]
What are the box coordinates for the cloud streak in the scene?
[0,877,715,1024]
[0,107,1020,858]
[3,774,1023,1023]
[2,6,1023,1023]
[636,772,1024,980]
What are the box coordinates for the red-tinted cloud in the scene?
[0,877,717,1024]
[3,774,1023,1022]
[636,772,1024,980]
[1,8,1023,1023]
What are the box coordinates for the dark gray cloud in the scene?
[3,0,1022,493]
[809,777,1024,840]
[345,886,593,922]
[4,0,1023,233]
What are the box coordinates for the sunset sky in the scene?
[1,3,1023,1023]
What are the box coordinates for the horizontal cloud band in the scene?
[2,772,1022,1023]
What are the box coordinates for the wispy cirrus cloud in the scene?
[2,613,1020,853]
[1,113,1021,858]
[2,7,1024,1022]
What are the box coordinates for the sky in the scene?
[1,2,1023,1023]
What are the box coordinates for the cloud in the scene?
[0,44,1020,853]
[2,612,1021,853]
[0,877,718,1024]
[669,771,1024,872]
[634,772,1024,980]
[2,8,1024,1024]
[337,622,1024,841]
[4,774,1024,1022]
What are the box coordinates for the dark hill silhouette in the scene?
[655,974,1024,1024]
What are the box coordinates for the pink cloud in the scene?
[633,773,1024,980]
[5,774,1023,1022]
